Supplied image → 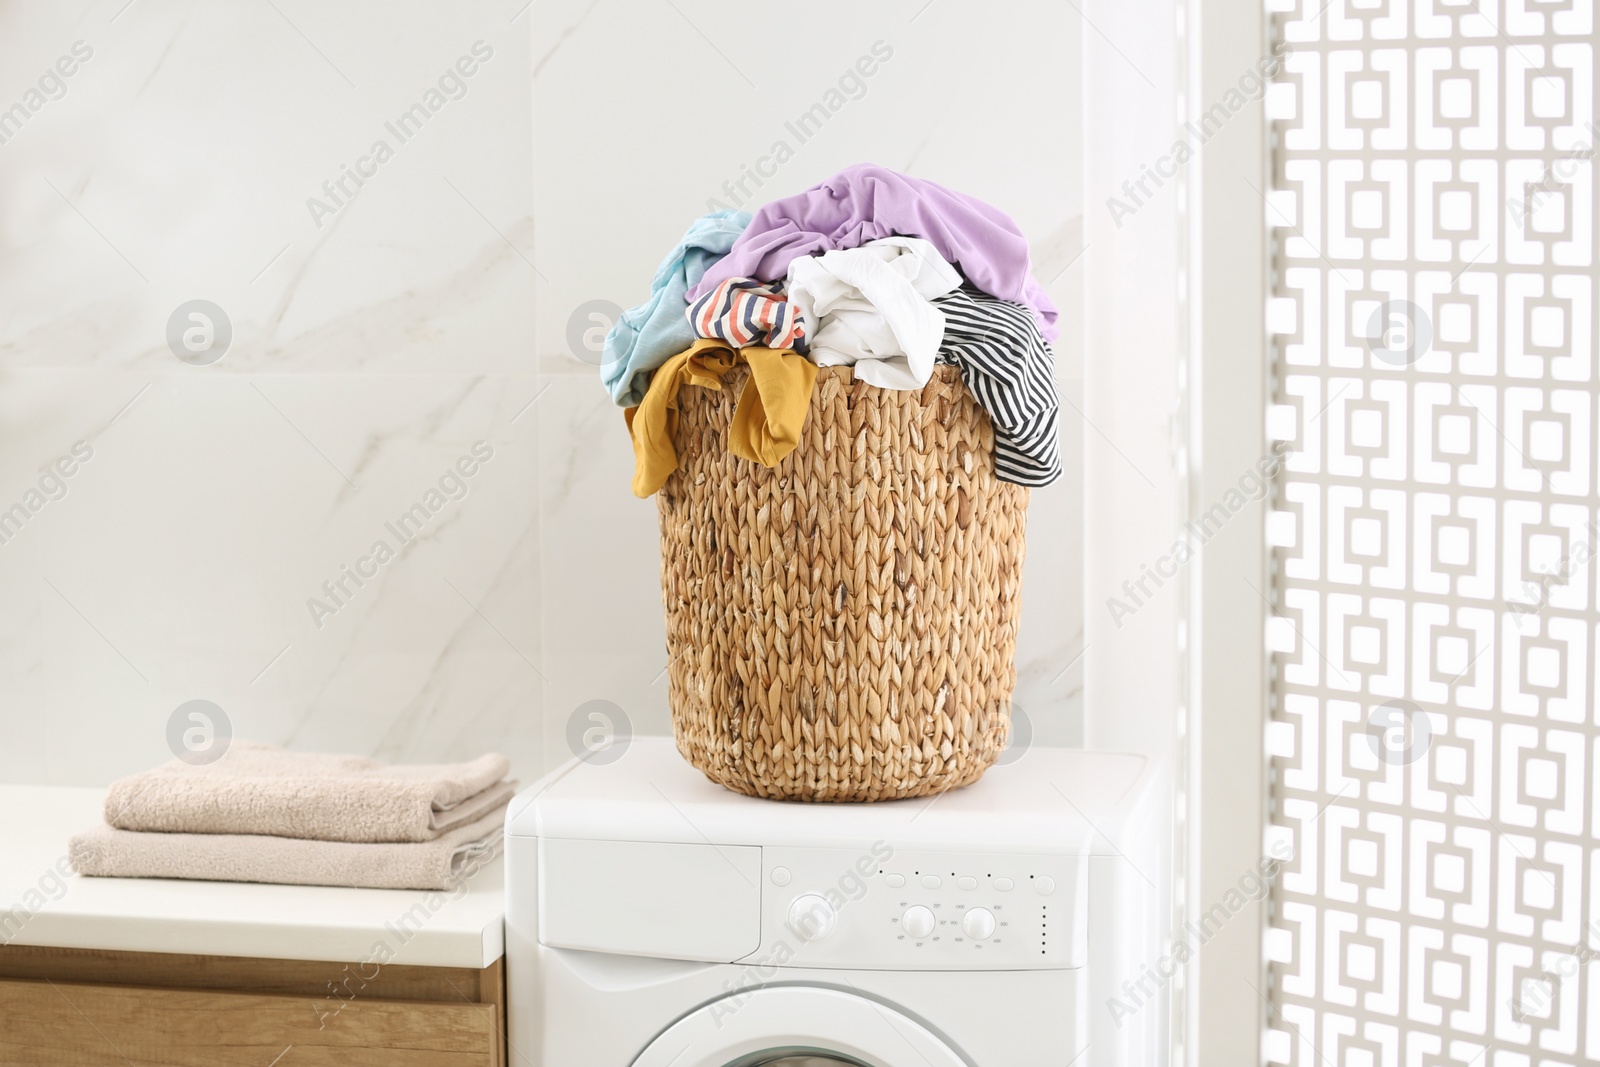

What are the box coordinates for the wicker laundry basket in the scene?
[656,364,1029,802]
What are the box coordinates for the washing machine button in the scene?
[921,875,941,889]
[884,873,906,889]
[901,905,935,939]
[956,875,978,891]
[787,894,836,941]
[770,866,791,886]
[1035,876,1056,896]
[961,907,996,940]
[993,877,1015,891]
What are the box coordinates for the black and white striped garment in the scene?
[933,286,1062,487]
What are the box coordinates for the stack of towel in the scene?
[603,162,1064,497]
[69,742,516,891]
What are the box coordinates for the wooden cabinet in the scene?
[0,946,504,1067]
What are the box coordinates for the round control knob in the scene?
[961,907,996,941]
[901,905,935,939]
[787,894,836,941]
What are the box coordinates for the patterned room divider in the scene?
[1266,2,1596,1063]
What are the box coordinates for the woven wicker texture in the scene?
[657,364,1029,802]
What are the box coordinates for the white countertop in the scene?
[0,785,504,969]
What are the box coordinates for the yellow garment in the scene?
[626,338,817,498]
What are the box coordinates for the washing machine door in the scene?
[631,986,968,1067]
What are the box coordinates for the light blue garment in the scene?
[602,210,752,407]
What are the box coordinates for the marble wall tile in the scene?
[0,1,544,784]
[0,0,1085,787]
[1,0,537,376]
[0,370,543,784]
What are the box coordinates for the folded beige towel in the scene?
[69,803,508,891]
[104,741,513,843]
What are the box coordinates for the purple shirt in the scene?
[686,163,1058,343]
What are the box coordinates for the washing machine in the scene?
[505,739,1162,1066]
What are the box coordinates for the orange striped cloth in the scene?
[686,277,808,353]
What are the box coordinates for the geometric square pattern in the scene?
[1268,4,1598,1065]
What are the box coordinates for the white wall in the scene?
[1081,4,1181,746]
[0,0,1084,786]
[1082,1,1183,1059]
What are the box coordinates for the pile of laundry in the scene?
[69,742,515,891]
[602,163,1063,498]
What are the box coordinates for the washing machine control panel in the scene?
[746,846,1086,970]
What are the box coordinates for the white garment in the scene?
[785,236,963,390]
